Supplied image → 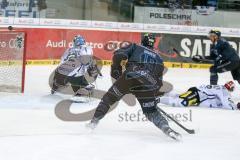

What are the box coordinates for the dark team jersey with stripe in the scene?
[112,43,164,77]
[209,38,240,62]
[112,43,163,76]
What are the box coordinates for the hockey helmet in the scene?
[209,29,221,38]
[73,35,86,47]
[141,33,156,48]
[224,81,235,92]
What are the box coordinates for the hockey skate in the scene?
[51,89,56,95]
[85,118,99,130]
[163,126,182,141]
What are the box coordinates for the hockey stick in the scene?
[196,58,214,63]
[156,98,195,134]
[157,106,195,134]
[172,48,214,64]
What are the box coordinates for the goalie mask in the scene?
[224,81,235,92]
[73,35,86,47]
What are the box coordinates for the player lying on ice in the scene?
[160,81,240,110]
[192,29,240,85]
[51,35,99,100]
[86,33,182,141]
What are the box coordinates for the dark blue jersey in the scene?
[209,38,240,63]
[111,43,163,78]
[113,43,163,64]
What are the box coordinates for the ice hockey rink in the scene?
[0,65,240,160]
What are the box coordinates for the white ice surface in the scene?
[0,66,240,160]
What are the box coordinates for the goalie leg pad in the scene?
[69,76,89,93]
[52,71,69,91]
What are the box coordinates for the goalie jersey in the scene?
[161,85,237,110]
[58,45,93,77]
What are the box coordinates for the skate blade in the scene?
[70,96,89,103]
[169,132,182,141]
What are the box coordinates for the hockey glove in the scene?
[215,55,223,65]
[192,55,204,62]
[111,65,122,80]
[210,49,218,57]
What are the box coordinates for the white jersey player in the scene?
[60,36,93,77]
[161,81,240,110]
[51,35,99,96]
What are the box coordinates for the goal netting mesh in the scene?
[0,31,25,93]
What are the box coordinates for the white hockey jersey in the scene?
[161,85,237,110]
[60,45,93,77]
[197,85,236,110]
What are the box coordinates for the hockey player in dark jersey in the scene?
[193,29,240,85]
[86,33,181,140]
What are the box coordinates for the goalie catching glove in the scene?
[87,65,99,77]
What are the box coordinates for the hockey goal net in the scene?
[0,31,26,93]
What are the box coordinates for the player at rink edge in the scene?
[160,81,240,110]
[86,33,181,141]
[51,35,99,100]
[192,29,240,85]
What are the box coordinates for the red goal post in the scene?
[0,29,26,93]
